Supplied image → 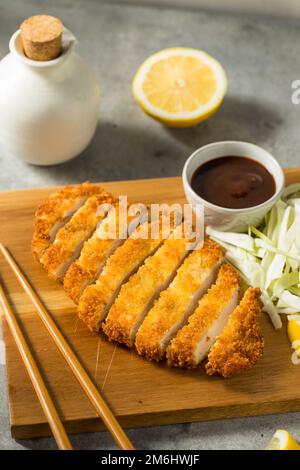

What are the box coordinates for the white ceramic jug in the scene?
[0,29,100,165]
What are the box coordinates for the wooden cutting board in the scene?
[1,171,300,440]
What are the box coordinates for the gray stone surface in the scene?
[0,0,300,450]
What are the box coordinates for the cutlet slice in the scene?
[63,204,147,304]
[40,192,114,281]
[102,223,195,347]
[78,215,180,333]
[32,182,101,261]
[135,239,224,361]
[166,264,240,368]
[206,287,264,378]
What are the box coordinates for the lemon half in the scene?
[266,430,300,450]
[288,320,300,357]
[132,47,227,127]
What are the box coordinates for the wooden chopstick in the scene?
[0,244,134,451]
[0,281,73,450]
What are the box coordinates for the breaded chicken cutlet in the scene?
[32,182,265,378]
[102,223,197,347]
[206,287,264,378]
[135,239,224,361]
[32,182,101,261]
[40,191,114,280]
[78,215,180,332]
[166,264,240,368]
[63,204,146,303]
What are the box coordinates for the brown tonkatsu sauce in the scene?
[191,156,276,209]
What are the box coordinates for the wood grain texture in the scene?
[1,171,299,440]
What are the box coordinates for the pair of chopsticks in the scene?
[0,243,134,451]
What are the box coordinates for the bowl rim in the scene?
[182,140,285,214]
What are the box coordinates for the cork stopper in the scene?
[20,15,64,61]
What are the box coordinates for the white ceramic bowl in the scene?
[182,141,285,232]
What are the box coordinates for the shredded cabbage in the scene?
[206,185,300,329]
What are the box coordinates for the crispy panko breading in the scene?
[78,216,179,333]
[40,192,114,281]
[206,287,264,378]
[102,224,192,348]
[32,182,101,262]
[63,204,145,304]
[166,264,240,369]
[135,239,224,362]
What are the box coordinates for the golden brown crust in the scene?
[166,264,240,368]
[64,205,118,303]
[63,260,102,304]
[205,287,264,378]
[32,182,263,379]
[77,222,164,332]
[135,239,224,361]
[63,204,145,304]
[102,225,189,348]
[32,182,101,262]
[40,191,114,280]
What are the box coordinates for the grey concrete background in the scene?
[115,0,300,20]
[0,0,300,450]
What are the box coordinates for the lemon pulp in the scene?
[266,430,300,450]
[288,320,300,357]
[132,47,227,127]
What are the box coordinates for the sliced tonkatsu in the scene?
[206,287,264,378]
[166,264,240,368]
[78,216,181,333]
[40,191,114,281]
[63,204,146,303]
[32,182,101,261]
[135,239,224,361]
[32,182,265,378]
[102,223,196,347]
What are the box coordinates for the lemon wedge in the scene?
[266,430,300,450]
[132,47,227,127]
[288,320,300,358]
